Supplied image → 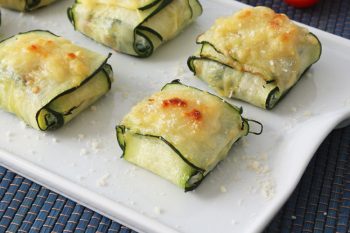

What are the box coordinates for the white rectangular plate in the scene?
[1,1,350,233]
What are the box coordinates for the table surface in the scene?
[1,0,350,232]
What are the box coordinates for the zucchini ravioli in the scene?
[0,30,113,131]
[0,0,58,11]
[116,80,255,191]
[188,6,322,109]
[68,0,202,57]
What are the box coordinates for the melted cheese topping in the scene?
[0,32,94,92]
[0,31,108,128]
[122,84,246,170]
[124,90,220,140]
[198,6,320,92]
[0,0,25,10]
[74,0,201,56]
[80,0,155,9]
[0,0,57,11]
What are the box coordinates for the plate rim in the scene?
[1,0,350,232]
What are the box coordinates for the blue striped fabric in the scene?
[0,175,24,229]
[52,199,75,232]
[41,196,66,232]
[0,0,350,232]
[75,208,94,232]
[63,203,84,232]
[0,177,30,231]
[18,187,50,232]
[264,127,350,233]
[7,182,37,232]
[108,222,122,233]
[96,216,112,233]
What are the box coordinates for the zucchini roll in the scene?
[68,0,202,57]
[0,30,113,130]
[188,6,322,109]
[116,80,258,191]
[0,0,58,11]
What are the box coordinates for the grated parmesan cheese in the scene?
[129,201,135,206]
[90,105,97,111]
[80,148,88,156]
[303,110,313,117]
[260,179,275,200]
[78,133,85,140]
[176,65,185,76]
[19,121,28,129]
[241,138,250,147]
[97,173,110,187]
[153,206,162,215]
[290,106,297,113]
[90,139,102,152]
[6,131,13,137]
[76,175,86,181]
[343,99,350,106]
[220,185,227,193]
[247,160,270,174]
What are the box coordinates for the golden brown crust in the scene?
[197,6,320,92]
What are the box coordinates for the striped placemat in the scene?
[1,0,350,232]
[265,126,350,233]
[0,165,136,232]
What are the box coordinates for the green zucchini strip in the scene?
[0,30,113,130]
[36,63,112,130]
[68,0,202,57]
[187,6,322,109]
[0,0,58,11]
[116,80,256,191]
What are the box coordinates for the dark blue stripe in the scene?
[96,216,112,233]
[0,174,23,222]
[30,191,58,232]
[17,187,50,232]
[62,204,84,232]
[0,178,31,230]
[40,195,66,233]
[7,182,40,233]
[0,170,16,210]
[74,208,94,232]
[0,166,7,181]
[107,221,121,233]
[85,212,102,233]
[52,199,76,233]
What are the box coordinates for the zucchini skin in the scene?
[0,30,113,131]
[68,0,203,57]
[188,32,322,109]
[36,61,113,131]
[188,6,322,109]
[117,125,205,191]
[0,0,58,11]
[116,80,253,191]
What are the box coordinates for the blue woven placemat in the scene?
[1,0,350,232]
[0,166,137,232]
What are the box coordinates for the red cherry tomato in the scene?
[284,0,319,8]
